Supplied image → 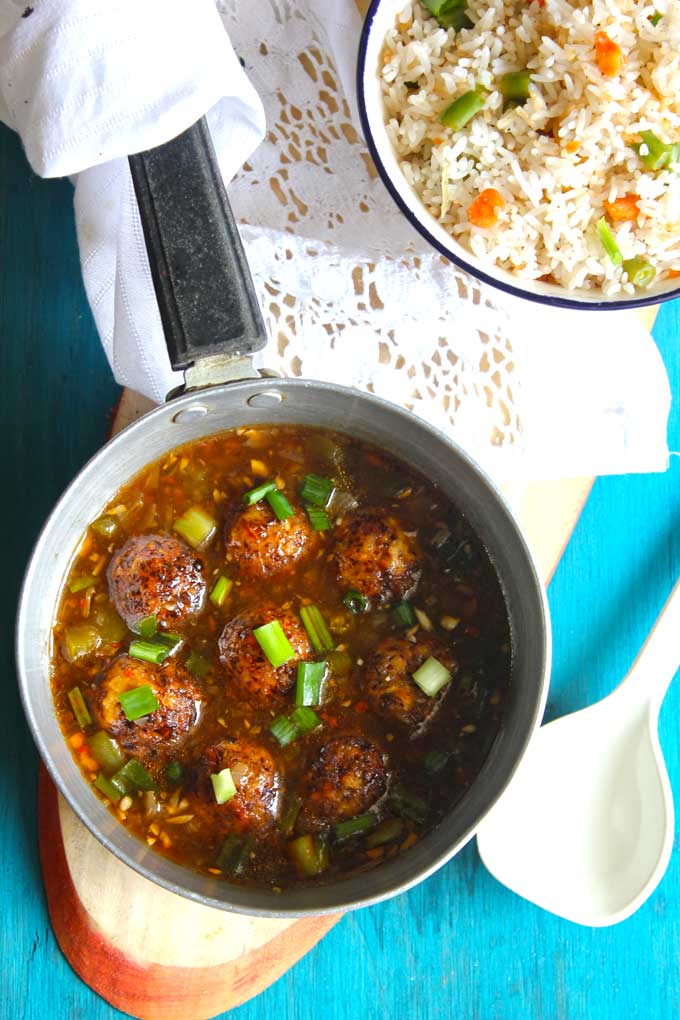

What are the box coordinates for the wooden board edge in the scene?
[39,767,340,1020]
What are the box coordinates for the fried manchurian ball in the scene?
[298,736,388,831]
[224,501,316,581]
[218,603,312,701]
[92,654,201,760]
[192,737,282,833]
[364,635,457,730]
[332,508,420,606]
[107,533,206,630]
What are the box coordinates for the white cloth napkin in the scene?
[0,0,671,480]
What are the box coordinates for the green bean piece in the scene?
[635,131,679,172]
[622,257,656,289]
[439,90,485,130]
[596,217,623,266]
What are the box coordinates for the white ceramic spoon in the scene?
[477,578,680,927]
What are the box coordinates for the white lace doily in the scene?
[218,0,521,466]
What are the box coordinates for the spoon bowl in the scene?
[477,579,679,926]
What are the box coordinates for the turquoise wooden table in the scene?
[2,120,679,1020]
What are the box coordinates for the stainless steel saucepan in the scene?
[16,119,550,917]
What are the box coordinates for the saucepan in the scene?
[16,118,550,916]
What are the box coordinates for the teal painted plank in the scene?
[1,116,679,1020]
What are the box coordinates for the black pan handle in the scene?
[128,117,267,372]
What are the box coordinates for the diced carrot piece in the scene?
[595,32,623,77]
[400,833,419,851]
[604,194,639,222]
[665,269,680,280]
[565,141,580,154]
[467,188,505,228]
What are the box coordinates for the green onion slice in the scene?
[500,70,531,103]
[128,640,169,666]
[243,479,277,505]
[89,731,127,774]
[94,773,122,803]
[266,489,295,522]
[389,787,428,824]
[300,474,334,507]
[290,706,321,735]
[649,10,662,24]
[185,650,211,677]
[288,833,329,876]
[134,615,157,639]
[300,605,335,653]
[636,130,678,172]
[295,661,327,706]
[392,601,416,629]
[596,217,623,266]
[211,767,237,805]
[422,0,471,30]
[412,656,452,697]
[365,818,404,849]
[209,575,233,607]
[173,505,217,549]
[67,686,92,729]
[111,758,158,794]
[270,714,300,747]
[217,834,252,874]
[333,812,377,841]
[253,619,295,668]
[622,256,656,289]
[423,748,450,774]
[306,506,331,531]
[440,89,485,130]
[62,624,101,663]
[343,590,368,614]
[69,575,98,594]
[165,761,185,785]
[280,796,302,836]
[118,684,160,721]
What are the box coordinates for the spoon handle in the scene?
[620,577,680,713]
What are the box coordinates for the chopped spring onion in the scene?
[288,833,329,876]
[366,817,404,849]
[243,479,277,505]
[499,70,531,103]
[209,575,233,607]
[185,650,211,677]
[327,648,352,676]
[135,615,157,639]
[440,89,485,130]
[165,761,185,785]
[253,619,295,668]
[94,773,122,803]
[90,515,118,538]
[306,506,331,531]
[173,505,217,549]
[422,0,471,30]
[596,216,622,266]
[290,706,321,735]
[210,767,237,805]
[300,605,335,653]
[343,590,368,614]
[423,748,450,774]
[111,758,158,794]
[280,796,302,836]
[622,256,656,289]
[63,624,101,663]
[217,834,252,874]
[128,639,170,666]
[156,632,183,652]
[266,489,295,521]
[649,10,662,25]
[89,731,126,774]
[392,601,416,629]
[389,786,428,824]
[67,686,92,729]
[635,130,680,172]
[69,575,98,594]
[412,656,452,697]
[300,474,334,508]
[333,813,377,841]
[270,714,300,747]
[118,684,160,721]
[295,660,327,706]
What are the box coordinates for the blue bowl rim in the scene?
[356,0,680,312]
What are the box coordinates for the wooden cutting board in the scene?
[38,388,596,1020]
